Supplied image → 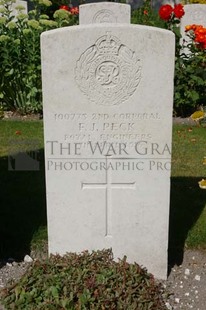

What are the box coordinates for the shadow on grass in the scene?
[0,149,47,260]
[168,177,206,272]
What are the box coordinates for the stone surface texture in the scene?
[41,3,175,280]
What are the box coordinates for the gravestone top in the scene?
[41,2,175,280]
[79,2,130,25]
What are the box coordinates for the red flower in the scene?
[70,6,79,15]
[173,4,185,19]
[144,10,148,16]
[59,5,69,11]
[159,4,173,21]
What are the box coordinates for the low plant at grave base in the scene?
[0,249,168,310]
[0,0,79,115]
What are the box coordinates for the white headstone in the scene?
[79,2,130,24]
[41,2,175,280]
[180,4,206,54]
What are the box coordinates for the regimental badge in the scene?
[75,32,141,106]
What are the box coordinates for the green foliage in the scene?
[131,1,206,117]
[174,41,206,116]
[0,249,167,310]
[0,0,78,114]
[131,0,165,28]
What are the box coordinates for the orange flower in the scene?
[185,25,193,32]
[185,24,206,49]
[144,10,148,15]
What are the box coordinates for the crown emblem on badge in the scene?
[96,33,121,55]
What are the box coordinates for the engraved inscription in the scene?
[54,113,161,121]
[75,33,141,106]
[93,9,117,24]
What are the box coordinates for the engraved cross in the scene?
[81,157,136,237]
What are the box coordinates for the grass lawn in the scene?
[172,125,206,177]
[0,120,205,262]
